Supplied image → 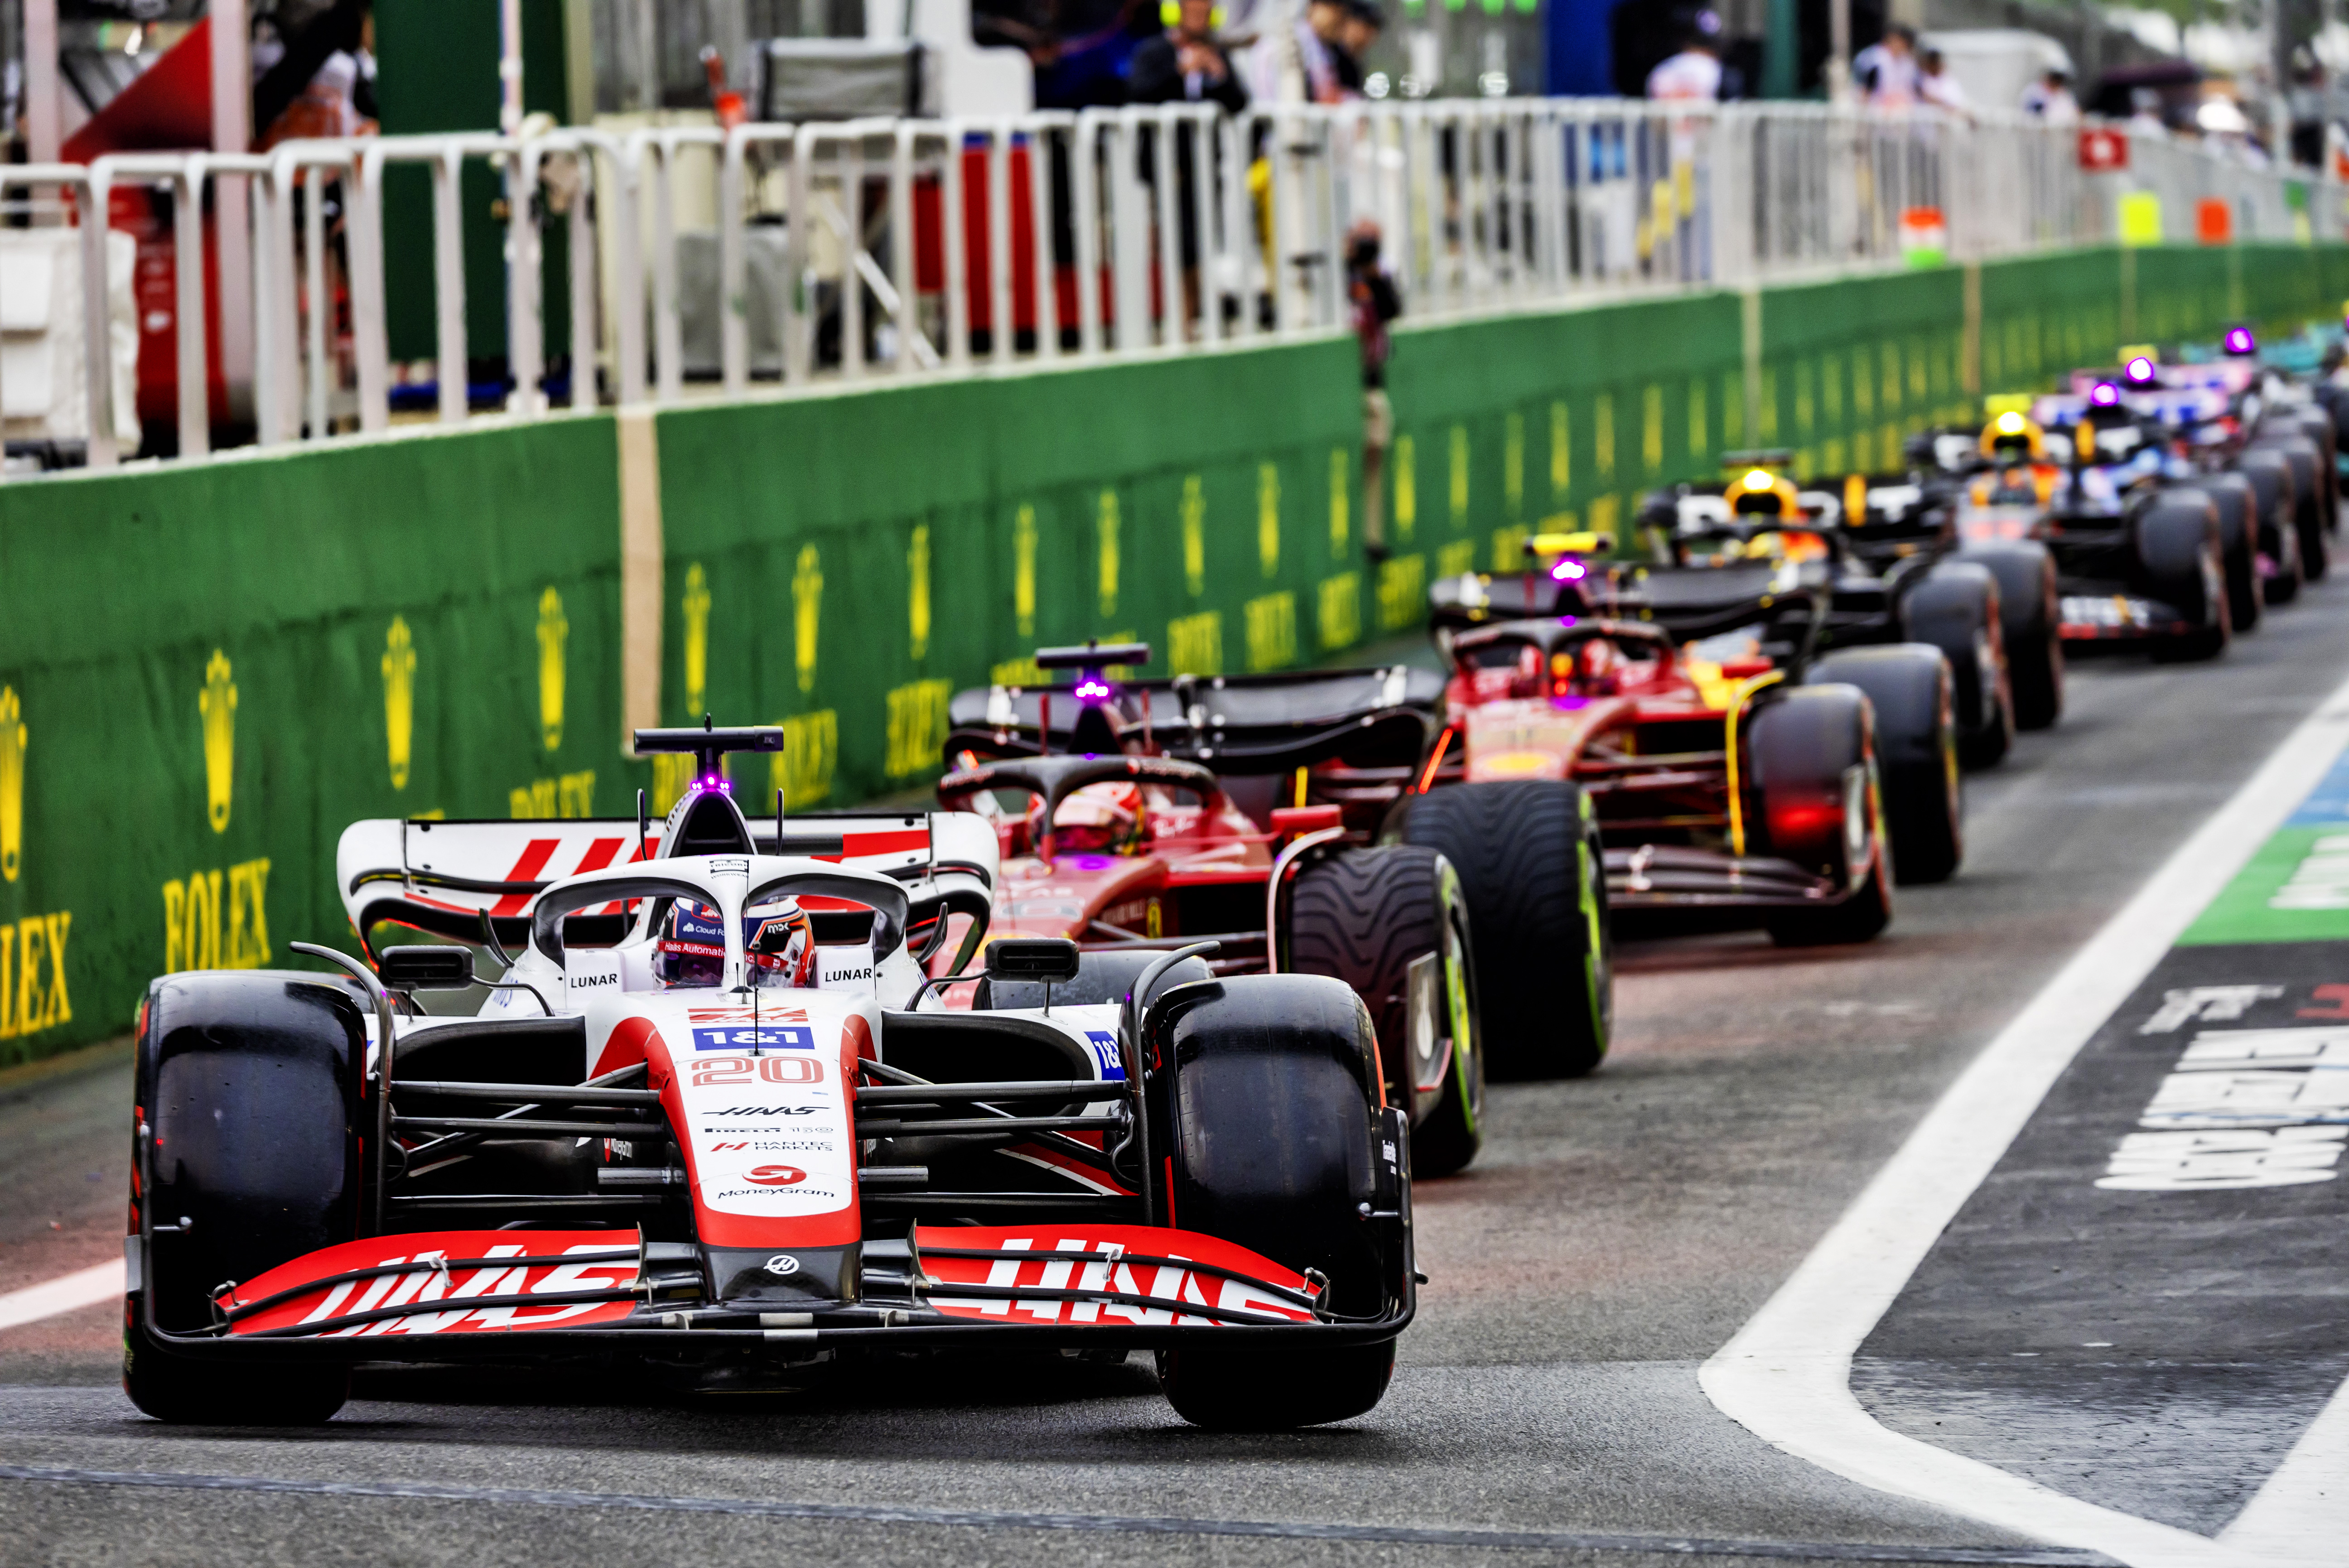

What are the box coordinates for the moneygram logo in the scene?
[745,1165,807,1187]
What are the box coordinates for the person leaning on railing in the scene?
[1348,219,1402,562]
[1128,0,1249,110]
[1129,0,1248,335]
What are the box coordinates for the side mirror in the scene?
[985,937,1081,985]
[379,945,477,990]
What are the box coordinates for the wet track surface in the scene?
[9,587,2349,1567]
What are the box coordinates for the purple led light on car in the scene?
[2224,327,2256,355]
[2125,356,2156,382]
[1550,559,1587,581]
[2090,381,2120,406]
[1072,677,1113,702]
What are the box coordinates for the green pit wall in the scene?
[1,242,2344,1061]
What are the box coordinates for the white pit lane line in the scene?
[1701,670,2349,1568]
[0,1260,124,1335]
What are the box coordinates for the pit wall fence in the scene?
[1,240,2342,1060]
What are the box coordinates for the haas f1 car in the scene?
[939,642,1516,1150]
[125,727,1414,1431]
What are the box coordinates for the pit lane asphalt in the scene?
[10,588,2349,1568]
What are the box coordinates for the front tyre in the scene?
[126,971,364,1425]
[123,1317,352,1426]
[1147,973,1402,1428]
[1159,1340,1397,1430]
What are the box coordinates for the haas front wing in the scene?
[206,1224,1331,1344]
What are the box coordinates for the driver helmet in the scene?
[747,899,817,989]
[1727,466,1799,519]
[1044,780,1148,855]
[654,896,818,989]
[1980,410,2047,463]
[655,900,729,988]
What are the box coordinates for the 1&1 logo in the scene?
[745,1165,807,1187]
[692,1026,816,1052]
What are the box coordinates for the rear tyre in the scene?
[1960,543,2062,730]
[2239,451,2310,601]
[2193,476,2262,632]
[2259,439,2330,581]
[1287,845,1486,1175]
[2136,496,2230,664]
[2265,508,2306,605]
[1748,685,1895,947]
[2302,499,2332,582]
[1769,854,1894,947]
[1903,563,2011,770]
[125,971,363,1425]
[1148,973,1400,1428]
[1808,646,1962,886]
[1396,781,1611,1081]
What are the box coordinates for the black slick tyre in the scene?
[1748,684,1894,946]
[1159,1339,1398,1432]
[1286,844,1486,1175]
[2196,473,2262,632]
[1396,780,1610,1081]
[1807,646,1961,886]
[1960,542,2063,730]
[2238,450,2306,603]
[2254,437,2329,581]
[1902,562,2011,769]
[2135,493,2230,663]
[1148,973,1399,1428]
[125,971,363,1425]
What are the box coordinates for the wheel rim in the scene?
[1435,861,1481,1131]
[1581,818,1613,1045]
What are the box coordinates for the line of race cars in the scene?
[119,328,2349,1434]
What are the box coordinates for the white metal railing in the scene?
[4,101,2342,475]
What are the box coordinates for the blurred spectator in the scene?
[987,0,1159,111]
[1335,0,1384,96]
[1247,0,1351,105]
[2020,68,2079,124]
[1644,9,1724,101]
[1131,0,1245,334]
[253,0,377,149]
[1128,0,1248,107]
[1918,48,1968,116]
[1852,24,1918,109]
[1347,219,1401,562]
[2290,53,2326,167]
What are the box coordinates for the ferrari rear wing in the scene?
[945,665,1444,777]
[338,812,998,964]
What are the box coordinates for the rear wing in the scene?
[338,812,998,965]
[945,666,1445,777]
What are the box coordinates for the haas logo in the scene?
[745,1165,807,1187]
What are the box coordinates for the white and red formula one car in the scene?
[124,727,1413,1430]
